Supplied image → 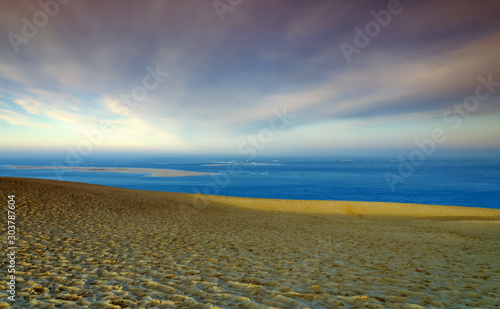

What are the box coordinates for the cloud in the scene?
[0,108,49,128]
[14,99,45,115]
[0,0,499,154]
[102,97,125,116]
[43,109,106,131]
[386,0,500,40]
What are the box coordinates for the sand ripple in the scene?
[1,177,499,308]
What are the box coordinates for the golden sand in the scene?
[0,177,499,308]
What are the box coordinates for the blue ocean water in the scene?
[0,157,499,209]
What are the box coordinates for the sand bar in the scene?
[0,177,499,308]
[203,163,278,166]
[10,166,217,177]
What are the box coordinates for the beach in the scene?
[1,177,499,308]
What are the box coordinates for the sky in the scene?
[0,0,499,159]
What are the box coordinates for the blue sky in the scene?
[0,0,499,158]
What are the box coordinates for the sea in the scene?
[1,156,499,209]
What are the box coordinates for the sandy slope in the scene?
[0,177,499,309]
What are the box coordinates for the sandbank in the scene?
[10,166,216,177]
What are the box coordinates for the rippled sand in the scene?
[0,177,499,308]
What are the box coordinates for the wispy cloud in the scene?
[0,108,50,128]
[0,0,499,154]
[14,99,45,115]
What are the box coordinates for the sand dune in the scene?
[0,177,499,308]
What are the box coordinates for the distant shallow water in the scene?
[1,157,499,209]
